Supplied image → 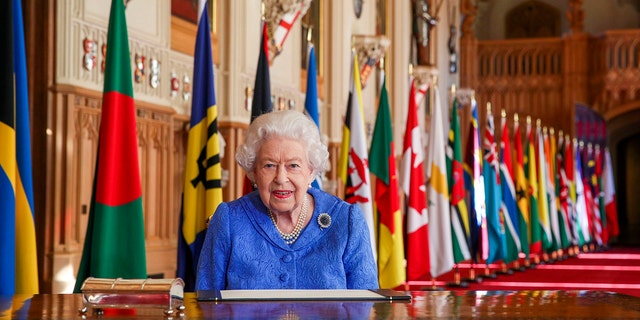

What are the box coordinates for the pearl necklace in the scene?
[269,195,308,245]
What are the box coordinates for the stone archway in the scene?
[607,104,640,246]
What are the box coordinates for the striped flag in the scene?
[525,117,541,255]
[585,143,603,245]
[0,0,39,295]
[446,97,471,263]
[556,133,573,249]
[463,98,486,263]
[536,124,553,252]
[594,144,608,245]
[304,44,322,189]
[370,74,405,288]
[243,20,273,195]
[545,128,561,251]
[402,79,430,281]
[483,106,505,264]
[499,111,520,264]
[338,51,375,259]
[177,0,223,292]
[574,140,591,245]
[513,114,530,260]
[74,0,147,292]
[602,147,619,238]
[426,88,453,278]
[564,135,581,246]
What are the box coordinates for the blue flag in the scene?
[463,99,486,263]
[177,0,223,291]
[304,44,321,189]
[483,108,506,264]
[0,0,39,295]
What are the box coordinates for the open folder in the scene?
[197,289,411,302]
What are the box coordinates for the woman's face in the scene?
[254,136,314,215]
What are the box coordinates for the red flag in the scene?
[602,147,619,238]
[401,80,430,281]
[74,0,146,293]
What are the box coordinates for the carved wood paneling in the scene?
[467,37,572,137]
[589,30,640,117]
[219,122,248,201]
[47,86,188,292]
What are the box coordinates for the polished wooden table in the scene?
[3,290,640,318]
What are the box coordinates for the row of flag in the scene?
[2,0,149,297]
[2,0,621,298]
[73,1,313,293]
[339,55,621,288]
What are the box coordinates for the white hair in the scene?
[236,110,330,182]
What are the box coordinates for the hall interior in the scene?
[16,0,640,293]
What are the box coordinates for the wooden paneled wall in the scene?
[43,86,190,292]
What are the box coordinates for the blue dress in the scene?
[195,187,379,291]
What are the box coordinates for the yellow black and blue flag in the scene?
[0,0,39,296]
[177,0,223,292]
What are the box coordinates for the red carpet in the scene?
[404,246,640,297]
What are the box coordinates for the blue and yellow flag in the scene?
[0,0,39,295]
[177,0,223,291]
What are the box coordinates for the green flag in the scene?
[525,118,541,256]
[74,0,146,292]
[447,98,470,263]
[369,75,405,288]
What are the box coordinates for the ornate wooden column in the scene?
[562,0,588,138]
[459,0,477,89]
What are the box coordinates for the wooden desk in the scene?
[2,290,640,318]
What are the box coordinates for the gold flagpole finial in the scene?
[514,113,519,123]
[307,26,313,43]
[501,109,506,118]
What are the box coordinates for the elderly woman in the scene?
[196,110,379,291]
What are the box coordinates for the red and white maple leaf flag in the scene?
[401,79,430,281]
